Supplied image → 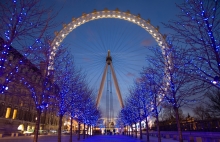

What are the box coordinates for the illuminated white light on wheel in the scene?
[50,10,169,72]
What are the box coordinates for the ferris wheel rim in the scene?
[49,9,168,70]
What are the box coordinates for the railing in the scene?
[150,119,220,132]
[149,131,220,142]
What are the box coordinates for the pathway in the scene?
[0,134,179,142]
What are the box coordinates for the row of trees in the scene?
[0,1,101,142]
[118,0,220,142]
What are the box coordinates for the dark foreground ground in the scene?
[0,134,179,142]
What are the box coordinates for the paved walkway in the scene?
[82,135,179,142]
[0,134,179,142]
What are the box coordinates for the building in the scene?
[0,37,59,135]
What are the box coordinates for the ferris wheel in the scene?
[50,9,168,120]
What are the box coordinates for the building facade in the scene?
[0,38,59,135]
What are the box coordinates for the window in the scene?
[5,107,11,118]
[12,109,17,119]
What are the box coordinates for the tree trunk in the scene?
[174,107,183,142]
[77,122,80,140]
[129,125,131,136]
[127,126,129,136]
[146,117,150,142]
[58,114,63,142]
[139,120,142,139]
[135,123,137,138]
[131,125,133,137]
[86,125,89,138]
[33,110,41,142]
[156,114,161,142]
[69,117,73,142]
[83,123,85,139]
[90,125,93,136]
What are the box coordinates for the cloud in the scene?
[126,72,135,77]
[135,77,142,83]
[82,57,91,62]
[141,39,154,46]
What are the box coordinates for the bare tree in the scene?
[146,43,204,142]
[192,105,211,120]
[126,86,144,139]
[53,50,76,142]
[141,67,163,142]
[205,88,220,117]
[160,105,185,122]
[134,81,152,142]
[164,0,220,88]
[29,37,60,142]
[0,0,58,93]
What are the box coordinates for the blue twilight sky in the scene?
[43,0,184,118]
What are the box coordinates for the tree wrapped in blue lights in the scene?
[0,0,57,94]
[118,96,140,137]
[53,49,78,142]
[134,77,156,142]
[26,37,62,142]
[146,42,205,142]
[140,67,164,142]
[164,0,220,88]
[72,85,101,140]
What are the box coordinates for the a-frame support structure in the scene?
[96,50,124,108]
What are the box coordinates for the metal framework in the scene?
[49,9,170,109]
[96,50,124,108]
